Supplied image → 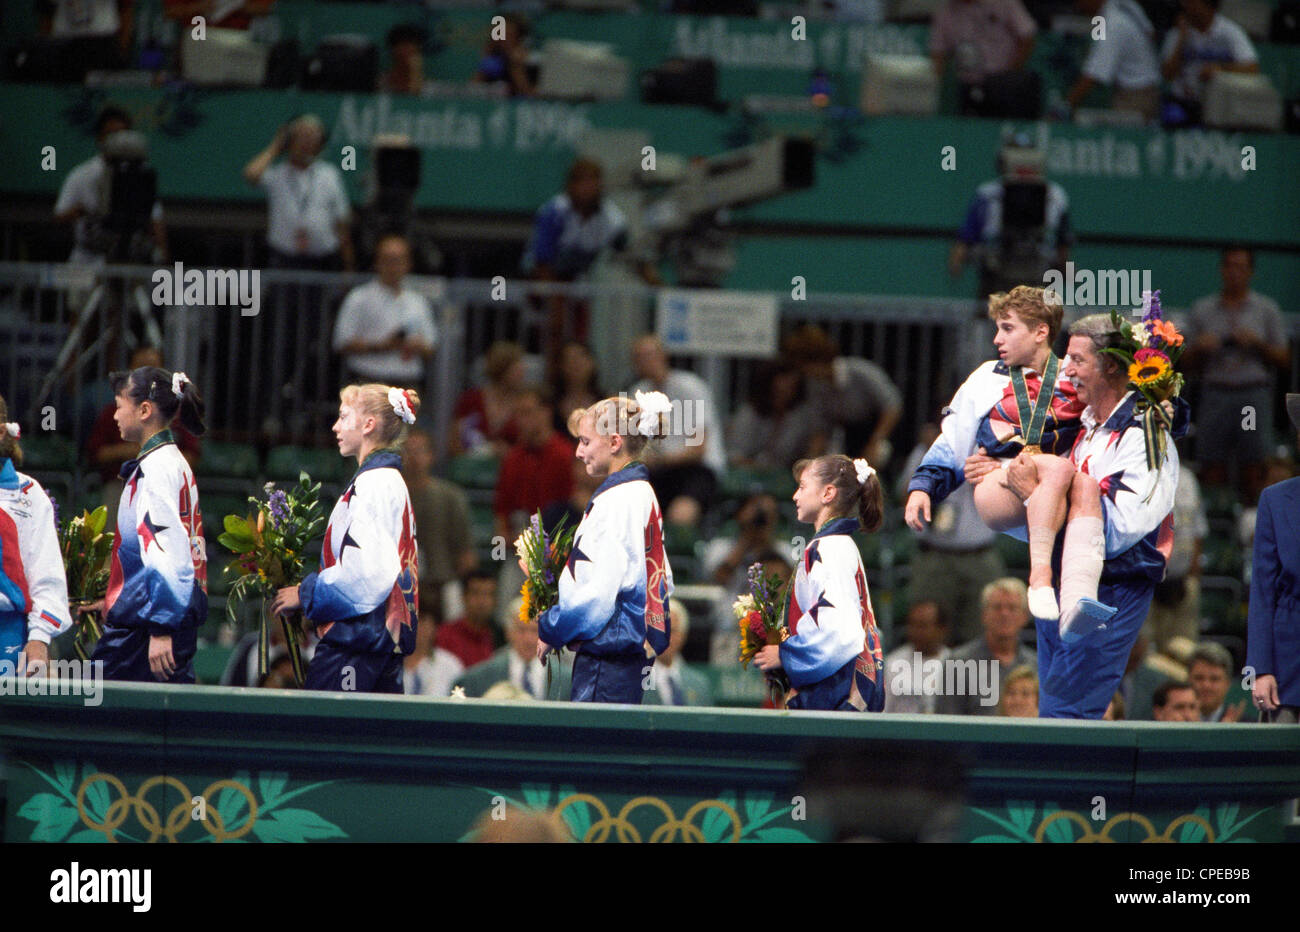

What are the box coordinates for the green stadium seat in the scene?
[197,441,260,480]
[266,445,348,484]
[996,533,1029,571]
[445,454,500,490]
[19,434,77,470]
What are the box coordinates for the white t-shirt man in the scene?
[1082,0,1161,90]
[260,160,351,258]
[1161,13,1258,102]
[332,279,439,382]
[53,154,164,264]
[630,369,726,475]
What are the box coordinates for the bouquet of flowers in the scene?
[218,474,326,686]
[734,562,791,705]
[514,511,575,624]
[1102,289,1187,490]
[59,506,114,661]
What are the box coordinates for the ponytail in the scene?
[792,454,884,533]
[110,366,207,436]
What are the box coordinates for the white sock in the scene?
[1058,517,1105,617]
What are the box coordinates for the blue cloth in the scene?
[787,658,858,712]
[92,622,197,684]
[522,193,628,280]
[304,641,404,693]
[1036,577,1151,719]
[0,614,23,666]
[1247,477,1300,707]
[570,651,650,704]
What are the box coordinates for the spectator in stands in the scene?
[455,598,571,699]
[54,105,167,266]
[403,606,464,697]
[703,494,788,664]
[85,346,199,516]
[380,23,429,95]
[438,570,501,669]
[644,601,714,706]
[472,13,535,97]
[493,385,574,541]
[783,325,903,468]
[243,114,354,272]
[1182,246,1289,506]
[1160,0,1259,124]
[928,0,1037,93]
[883,600,953,714]
[524,158,627,284]
[1246,393,1300,724]
[896,423,1006,645]
[333,233,437,386]
[452,341,524,457]
[548,342,604,434]
[1143,457,1206,654]
[726,361,827,472]
[1151,679,1200,721]
[997,664,1039,717]
[629,334,726,528]
[401,429,477,612]
[41,0,132,75]
[1064,0,1162,121]
[935,578,1037,716]
[1187,642,1244,721]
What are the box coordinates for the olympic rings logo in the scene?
[550,794,743,843]
[1034,810,1216,843]
[76,774,260,843]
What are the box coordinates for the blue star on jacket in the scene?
[125,463,145,503]
[807,593,835,626]
[804,540,823,574]
[1098,470,1133,503]
[138,511,167,553]
[339,526,361,561]
[566,537,591,577]
[341,483,356,504]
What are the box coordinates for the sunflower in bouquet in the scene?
[734,562,791,704]
[514,511,575,624]
[1101,289,1187,492]
[218,473,326,686]
[59,506,114,660]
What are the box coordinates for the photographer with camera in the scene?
[703,492,789,664]
[54,105,167,267]
[1182,245,1290,506]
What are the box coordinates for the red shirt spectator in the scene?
[438,572,499,668]
[493,387,574,538]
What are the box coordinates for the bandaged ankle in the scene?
[1058,516,1104,616]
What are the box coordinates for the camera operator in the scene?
[54,105,168,266]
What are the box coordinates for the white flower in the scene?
[732,593,757,620]
[513,533,530,563]
[450,686,468,701]
[1130,323,1150,347]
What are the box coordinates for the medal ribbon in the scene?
[1010,353,1060,452]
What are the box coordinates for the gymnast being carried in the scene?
[904,285,1117,637]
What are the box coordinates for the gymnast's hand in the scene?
[270,585,301,617]
[904,490,932,531]
[964,447,998,486]
[754,644,783,671]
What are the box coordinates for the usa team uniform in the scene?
[95,429,208,682]
[0,458,72,662]
[537,462,672,704]
[1038,392,1185,718]
[781,516,885,712]
[299,451,418,693]
[908,358,1085,524]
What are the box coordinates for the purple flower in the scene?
[544,569,554,586]
[1141,289,1162,323]
[530,513,541,535]
[268,489,290,529]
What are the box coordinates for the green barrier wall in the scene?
[2,683,1298,843]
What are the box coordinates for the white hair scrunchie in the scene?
[388,387,416,425]
[853,458,876,485]
[3,423,19,439]
[172,371,190,398]
[633,390,673,438]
